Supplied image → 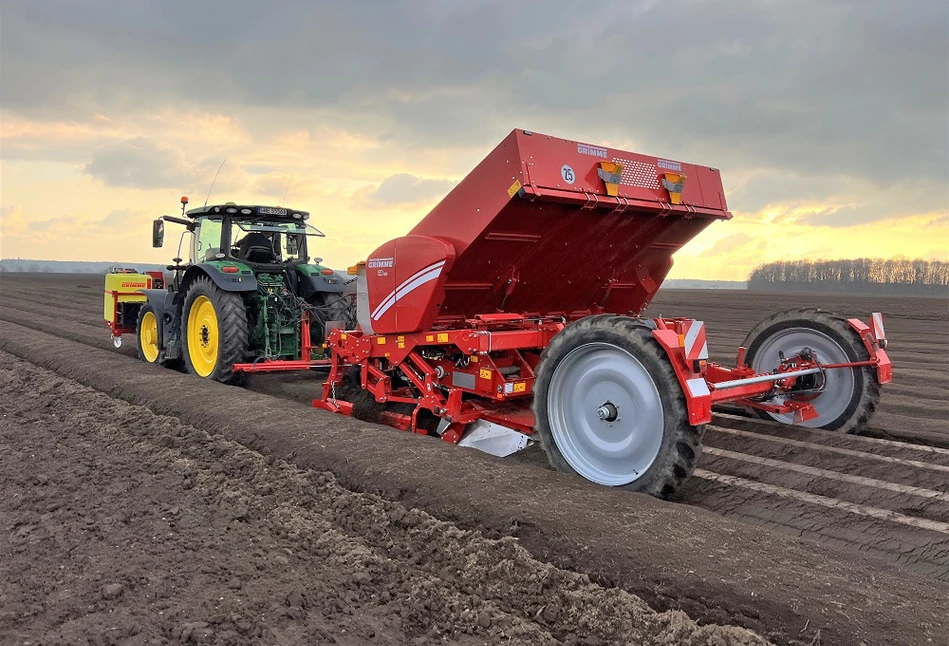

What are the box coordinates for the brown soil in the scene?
[0,351,767,646]
[1,274,948,646]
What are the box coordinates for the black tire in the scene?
[306,292,355,346]
[181,277,249,384]
[742,307,880,433]
[135,304,182,370]
[532,315,705,498]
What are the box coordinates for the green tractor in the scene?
[138,197,353,383]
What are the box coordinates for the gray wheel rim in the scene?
[547,342,664,486]
[750,327,854,428]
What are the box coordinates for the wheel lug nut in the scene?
[596,402,618,422]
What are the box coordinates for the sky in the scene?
[1,0,947,280]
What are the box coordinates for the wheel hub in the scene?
[596,402,619,422]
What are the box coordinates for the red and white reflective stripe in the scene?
[684,320,708,361]
[371,260,446,321]
[871,312,886,341]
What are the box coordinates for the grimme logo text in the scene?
[367,257,394,269]
[577,144,607,158]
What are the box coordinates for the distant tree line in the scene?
[0,259,165,274]
[749,259,949,296]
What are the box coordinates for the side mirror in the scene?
[152,219,165,248]
[286,234,300,256]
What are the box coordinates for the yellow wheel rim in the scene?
[187,295,219,377]
[139,310,160,363]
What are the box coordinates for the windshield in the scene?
[229,220,323,264]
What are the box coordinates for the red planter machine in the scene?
[295,129,890,495]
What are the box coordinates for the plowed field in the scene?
[1,274,947,646]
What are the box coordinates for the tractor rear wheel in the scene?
[533,315,704,498]
[182,277,249,384]
[742,308,880,433]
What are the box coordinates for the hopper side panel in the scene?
[437,201,717,321]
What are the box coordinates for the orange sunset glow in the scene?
[1,2,947,280]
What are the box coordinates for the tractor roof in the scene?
[185,204,310,220]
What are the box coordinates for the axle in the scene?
[711,367,822,391]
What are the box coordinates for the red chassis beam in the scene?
[233,359,332,372]
[312,313,890,441]
[314,318,563,442]
[232,312,333,373]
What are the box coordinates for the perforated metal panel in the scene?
[613,158,660,189]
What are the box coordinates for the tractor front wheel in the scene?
[182,277,248,384]
[533,315,704,498]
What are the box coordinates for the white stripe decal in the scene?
[697,340,708,360]
[873,312,885,339]
[371,263,438,319]
[371,264,431,320]
[371,260,446,320]
[372,263,446,321]
[683,320,704,356]
[373,260,445,314]
[373,267,443,321]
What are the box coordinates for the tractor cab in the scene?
[183,203,325,269]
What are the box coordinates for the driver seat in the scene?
[238,232,277,263]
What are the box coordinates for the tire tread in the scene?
[741,307,880,433]
[532,315,704,498]
[182,277,249,384]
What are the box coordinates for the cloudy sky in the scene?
[1,0,947,280]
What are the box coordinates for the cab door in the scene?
[193,217,224,263]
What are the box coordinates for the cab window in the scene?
[195,218,224,262]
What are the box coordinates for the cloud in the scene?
[705,233,754,256]
[0,204,28,237]
[97,209,151,229]
[83,137,196,189]
[367,173,456,205]
[3,0,945,185]
[924,213,949,229]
